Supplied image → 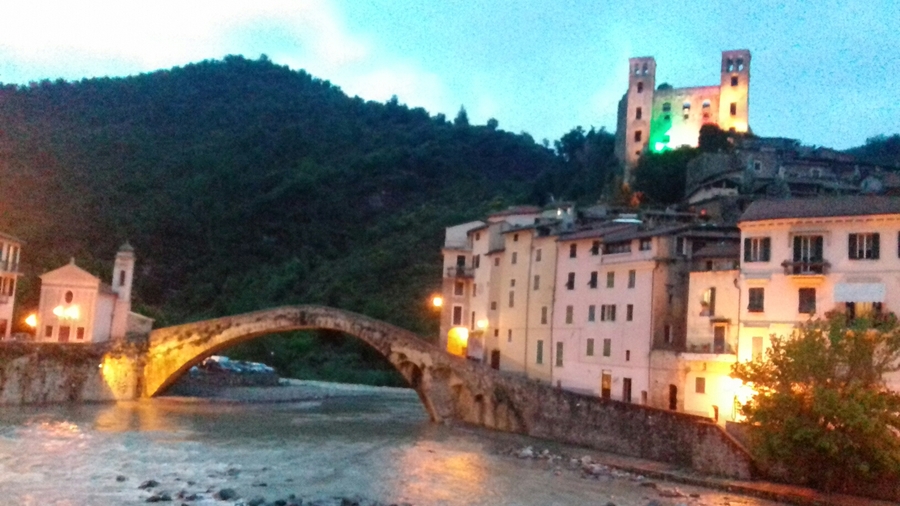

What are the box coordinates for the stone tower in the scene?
[110,242,135,340]
[621,57,656,176]
[717,49,751,133]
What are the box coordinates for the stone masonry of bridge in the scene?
[145,305,754,479]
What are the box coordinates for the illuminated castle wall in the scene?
[615,50,751,176]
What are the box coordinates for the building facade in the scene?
[615,50,751,175]
[0,233,23,340]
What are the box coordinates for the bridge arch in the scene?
[144,305,511,424]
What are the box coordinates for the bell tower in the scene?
[717,49,751,133]
[110,242,135,340]
[622,57,656,179]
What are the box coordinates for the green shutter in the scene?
[813,236,823,262]
[793,236,802,262]
[744,238,751,262]
[762,238,771,261]
[873,233,880,259]
[849,234,857,259]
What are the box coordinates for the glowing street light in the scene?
[431,295,443,308]
[25,314,37,328]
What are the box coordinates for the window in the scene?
[601,371,611,399]
[639,238,651,251]
[541,306,548,324]
[533,275,540,290]
[65,290,74,303]
[535,248,542,262]
[662,102,671,112]
[588,305,596,322]
[494,329,499,337]
[636,82,643,93]
[508,291,515,308]
[601,304,617,321]
[588,271,598,289]
[682,102,690,119]
[454,282,464,296]
[604,241,631,254]
[606,271,615,288]
[792,235,824,273]
[737,58,744,71]
[849,233,879,260]
[748,287,764,312]
[602,338,611,357]
[591,240,600,256]
[586,338,595,356]
[475,232,480,241]
[846,302,883,320]
[536,340,544,364]
[701,287,716,316]
[513,233,519,242]
[623,378,632,403]
[626,304,634,321]
[726,58,734,71]
[452,306,463,325]
[565,305,573,324]
[634,130,642,143]
[490,301,497,310]
[508,329,512,342]
[731,75,738,86]
[798,288,816,314]
[676,237,687,256]
[511,252,517,264]
[744,237,771,262]
[556,342,564,367]
[635,107,642,120]
[695,377,706,394]
[510,279,516,287]
[45,325,53,338]
[628,270,636,288]
[456,255,466,267]
[626,350,631,361]
[753,160,762,172]
[566,272,575,290]
[752,336,763,360]
[730,102,737,116]
[59,326,71,342]
[569,244,577,258]
[119,270,126,286]
[470,311,475,330]
[494,257,500,266]
[663,324,672,343]
[474,255,480,268]
[472,284,477,297]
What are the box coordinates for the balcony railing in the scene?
[781,260,829,275]
[446,266,475,278]
[686,342,735,354]
[0,260,19,273]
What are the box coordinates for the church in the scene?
[35,243,153,343]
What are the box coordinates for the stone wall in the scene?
[0,342,143,404]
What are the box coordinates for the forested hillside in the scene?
[0,56,565,341]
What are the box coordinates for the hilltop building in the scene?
[615,50,751,177]
[0,233,23,340]
[35,243,153,343]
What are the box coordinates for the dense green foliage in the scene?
[732,312,900,489]
[0,55,564,382]
[530,126,620,204]
[847,134,900,168]
[630,147,698,205]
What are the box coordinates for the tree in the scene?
[732,312,900,490]
[453,106,469,127]
[631,147,698,205]
[698,124,731,153]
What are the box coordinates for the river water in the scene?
[0,381,785,506]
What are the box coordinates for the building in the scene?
[35,243,153,343]
[0,233,23,340]
[615,50,751,176]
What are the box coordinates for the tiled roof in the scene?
[488,205,542,218]
[693,242,740,258]
[557,223,632,242]
[740,196,900,222]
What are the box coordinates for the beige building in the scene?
[0,233,23,340]
[35,243,153,343]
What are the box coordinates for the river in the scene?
[0,381,786,506]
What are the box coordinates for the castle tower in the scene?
[110,242,135,340]
[621,57,656,177]
[717,49,751,133]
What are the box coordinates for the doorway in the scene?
[601,370,612,399]
[668,384,678,410]
[490,350,500,370]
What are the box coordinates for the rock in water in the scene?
[214,488,239,500]
[138,480,159,489]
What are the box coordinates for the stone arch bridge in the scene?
[141,305,752,479]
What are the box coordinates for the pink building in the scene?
[0,233,23,340]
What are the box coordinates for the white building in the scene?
[0,233,23,340]
[35,243,153,343]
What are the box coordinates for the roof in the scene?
[557,223,632,242]
[488,205,542,218]
[740,196,900,223]
[0,231,24,244]
[40,259,101,287]
[693,242,740,258]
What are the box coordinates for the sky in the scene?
[0,0,897,150]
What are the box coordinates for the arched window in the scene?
[64,291,74,304]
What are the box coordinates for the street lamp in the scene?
[431,295,443,308]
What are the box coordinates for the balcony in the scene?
[446,266,475,278]
[781,260,829,276]
[0,260,19,273]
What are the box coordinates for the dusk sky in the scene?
[0,0,896,149]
